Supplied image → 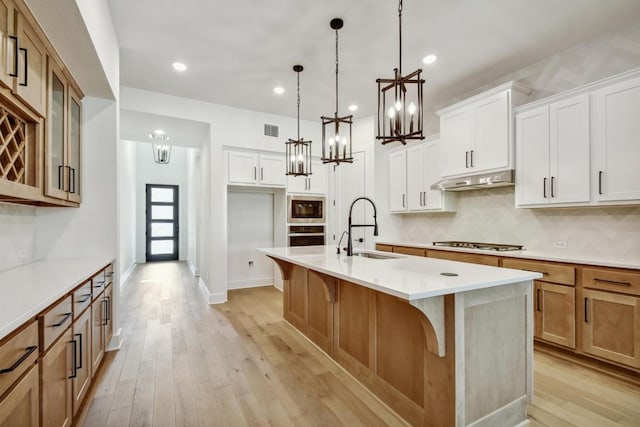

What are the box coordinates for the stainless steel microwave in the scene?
[287,196,325,223]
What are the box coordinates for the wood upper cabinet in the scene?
[0,0,46,117]
[581,288,640,369]
[592,75,640,202]
[40,327,73,427]
[515,94,590,207]
[0,364,38,427]
[44,59,82,204]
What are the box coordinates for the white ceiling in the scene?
[108,0,640,124]
[120,110,210,147]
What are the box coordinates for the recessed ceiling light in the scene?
[422,54,437,65]
[348,104,358,112]
[273,86,285,95]
[172,62,187,72]
[153,129,165,135]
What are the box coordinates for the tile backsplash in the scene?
[402,187,640,258]
[0,203,36,271]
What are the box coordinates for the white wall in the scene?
[186,147,200,275]
[0,204,36,271]
[35,97,118,261]
[117,139,136,282]
[134,143,189,263]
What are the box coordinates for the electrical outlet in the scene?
[553,241,568,249]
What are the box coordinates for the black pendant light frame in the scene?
[321,18,353,165]
[286,65,313,176]
[376,0,425,145]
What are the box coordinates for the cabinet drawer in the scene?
[502,258,575,286]
[105,263,114,286]
[73,281,92,318]
[39,296,72,351]
[582,267,640,296]
[376,244,394,253]
[0,321,38,399]
[393,246,426,257]
[92,270,106,300]
[427,250,500,267]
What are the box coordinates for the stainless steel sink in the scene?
[352,252,400,260]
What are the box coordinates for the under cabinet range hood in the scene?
[431,170,515,191]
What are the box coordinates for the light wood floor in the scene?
[78,262,640,427]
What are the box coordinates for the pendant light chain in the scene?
[296,70,300,140]
[335,28,339,115]
[398,0,403,75]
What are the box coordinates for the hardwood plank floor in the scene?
[78,262,640,427]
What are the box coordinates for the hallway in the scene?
[78,262,640,426]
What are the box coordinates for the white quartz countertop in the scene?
[375,241,640,270]
[0,257,113,341]
[259,246,540,301]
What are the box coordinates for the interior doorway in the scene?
[146,184,179,262]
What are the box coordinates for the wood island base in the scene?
[268,258,534,427]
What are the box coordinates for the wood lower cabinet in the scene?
[581,289,640,369]
[426,249,500,266]
[71,308,91,415]
[0,364,39,427]
[91,293,104,375]
[392,246,426,257]
[535,282,575,348]
[104,284,113,346]
[40,328,72,427]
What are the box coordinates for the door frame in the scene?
[145,184,179,262]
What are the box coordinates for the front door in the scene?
[146,184,179,262]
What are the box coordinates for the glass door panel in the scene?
[68,91,81,202]
[146,184,179,262]
[48,71,66,196]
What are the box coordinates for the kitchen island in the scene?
[259,245,541,427]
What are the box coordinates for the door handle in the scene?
[70,167,76,194]
[584,297,589,323]
[0,345,37,374]
[58,165,64,191]
[550,176,555,198]
[536,288,541,311]
[402,194,405,208]
[470,150,474,167]
[69,339,78,379]
[74,333,82,370]
[51,312,72,327]
[8,36,18,77]
[543,177,547,198]
[598,171,603,195]
[19,47,27,86]
[465,151,469,168]
[254,167,257,180]
[261,167,263,181]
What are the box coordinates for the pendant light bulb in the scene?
[395,100,402,111]
[329,137,335,146]
[388,107,395,118]
[341,137,348,145]
[408,102,416,115]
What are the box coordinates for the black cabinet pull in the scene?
[594,278,631,287]
[77,293,91,304]
[9,36,18,77]
[543,177,547,198]
[94,280,105,289]
[254,167,257,180]
[19,47,27,86]
[0,345,37,374]
[536,288,541,312]
[584,297,589,323]
[465,151,469,168]
[550,176,555,198]
[402,194,405,208]
[69,340,78,379]
[69,167,76,194]
[51,312,72,327]
[75,333,82,370]
[260,167,264,181]
[106,296,111,322]
[598,171,603,195]
[470,150,474,167]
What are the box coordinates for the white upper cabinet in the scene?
[389,139,456,213]
[438,82,530,179]
[592,75,640,202]
[287,159,327,195]
[388,149,407,212]
[515,94,590,207]
[227,151,286,187]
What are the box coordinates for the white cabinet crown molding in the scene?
[437,81,531,117]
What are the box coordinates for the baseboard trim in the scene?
[105,328,123,352]
[119,262,137,292]
[228,277,273,290]
[198,277,227,305]
[187,259,199,277]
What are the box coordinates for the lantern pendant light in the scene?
[376,0,425,145]
[286,65,312,176]
[321,18,353,165]
[149,132,172,164]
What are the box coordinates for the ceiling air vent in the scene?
[264,124,279,137]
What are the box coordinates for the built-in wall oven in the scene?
[288,225,325,247]
[287,195,325,223]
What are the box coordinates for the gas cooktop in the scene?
[432,241,524,251]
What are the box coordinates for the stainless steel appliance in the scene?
[288,225,325,246]
[287,195,325,223]
[432,241,524,251]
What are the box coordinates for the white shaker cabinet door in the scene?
[516,106,550,206]
[228,151,259,184]
[259,154,286,187]
[549,94,590,204]
[424,140,446,210]
[406,144,425,211]
[592,77,640,202]
[471,91,510,173]
[308,160,327,194]
[440,109,471,177]
[388,149,407,212]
